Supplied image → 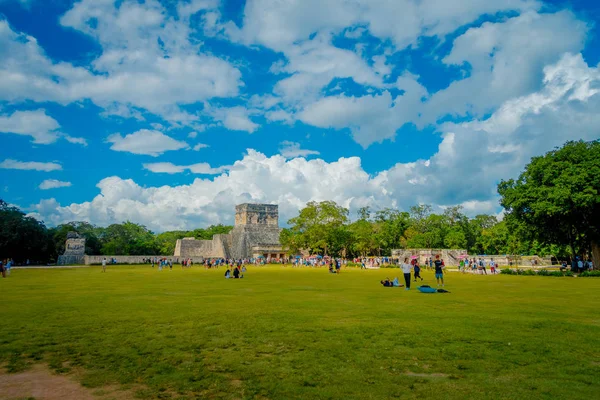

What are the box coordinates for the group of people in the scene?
[458,258,498,274]
[328,259,342,274]
[381,255,445,290]
[224,265,246,279]
[561,257,594,273]
[0,259,13,278]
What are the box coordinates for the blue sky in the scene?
[1,0,599,231]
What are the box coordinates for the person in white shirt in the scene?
[102,257,107,273]
[401,258,413,290]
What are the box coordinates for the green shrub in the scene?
[501,268,516,275]
[521,269,536,276]
[579,270,600,277]
[537,269,550,276]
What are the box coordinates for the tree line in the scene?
[0,203,232,263]
[281,140,599,265]
[1,140,598,265]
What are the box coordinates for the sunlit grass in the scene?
[1,265,599,399]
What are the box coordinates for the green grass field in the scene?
[1,265,599,399]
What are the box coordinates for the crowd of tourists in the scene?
[457,258,498,274]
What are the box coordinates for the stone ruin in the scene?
[392,249,468,266]
[57,232,86,265]
[174,203,285,260]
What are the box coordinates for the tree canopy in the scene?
[498,140,600,265]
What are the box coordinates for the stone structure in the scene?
[391,249,553,267]
[57,232,86,265]
[174,203,285,260]
[391,249,468,267]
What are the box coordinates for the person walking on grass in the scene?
[413,262,423,282]
[401,258,412,290]
[434,255,445,287]
[102,257,107,273]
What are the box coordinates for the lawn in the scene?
[1,265,599,399]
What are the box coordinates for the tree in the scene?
[0,200,52,262]
[372,209,411,254]
[101,222,159,255]
[444,228,467,249]
[498,140,600,266]
[284,201,350,256]
[49,221,102,260]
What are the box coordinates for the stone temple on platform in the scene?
[173,204,285,260]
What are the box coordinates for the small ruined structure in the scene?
[174,203,285,260]
[392,249,468,266]
[57,232,86,265]
[391,249,552,267]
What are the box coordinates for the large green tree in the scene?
[100,222,159,255]
[0,200,52,262]
[281,201,350,256]
[498,140,600,265]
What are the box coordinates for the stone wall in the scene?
[174,203,283,259]
[235,203,278,226]
[390,249,553,267]
[83,255,205,265]
[174,238,216,258]
[391,249,468,266]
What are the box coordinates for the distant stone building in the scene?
[174,203,285,260]
[57,232,86,265]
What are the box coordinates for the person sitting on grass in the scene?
[224,268,231,279]
[233,267,243,279]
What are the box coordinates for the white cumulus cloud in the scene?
[39,179,72,190]
[143,162,227,175]
[0,159,62,172]
[106,129,189,156]
[30,53,600,232]
[0,109,87,145]
[279,141,320,158]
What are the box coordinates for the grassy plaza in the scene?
[1,265,599,399]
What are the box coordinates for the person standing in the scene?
[401,258,412,290]
[0,259,5,278]
[102,257,107,273]
[489,258,496,274]
[434,255,444,287]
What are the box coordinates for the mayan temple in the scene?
[173,204,285,260]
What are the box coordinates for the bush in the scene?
[579,270,600,277]
[500,268,575,277]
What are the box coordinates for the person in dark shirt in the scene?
[413,263,423,282]
[434,255,445,287]
[233,267,241,278]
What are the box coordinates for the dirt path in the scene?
[0,365,134,400]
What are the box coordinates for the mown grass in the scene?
[1,265,599,399]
